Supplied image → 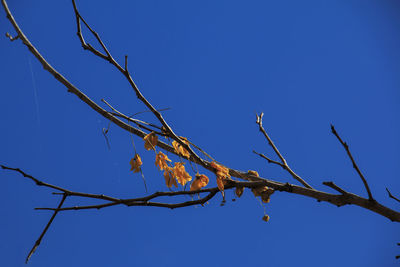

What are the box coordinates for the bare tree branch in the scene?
[101,99,165,135]
[3,164,400,222]
[2,0,400,262]
[386,188,400,204]
[255,112,312,188]
[323,181,348,195]
[25,194,67,263]
[71,0,205,166]
[331,124,374,201]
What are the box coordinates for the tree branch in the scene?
[71,0,205,166]
[25,194,67,263]
[386,188,400,204]
[331,124,374,201]
[255,112,312,188]
[3,164,400,222]
[3,0,400,262]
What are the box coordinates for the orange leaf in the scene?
[143,132,158,151]
[210,162,230,178]
[163,167,177,188]
[155,151,171,171]
[129,154,142,173]
[190,174,209,191]
[173,162,192,186]
[216,177,225,192]
[172,137,190,158]
[210,162,230,194]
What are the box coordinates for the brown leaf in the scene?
[235,186,244,198]
[262,215,270,222]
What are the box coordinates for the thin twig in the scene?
[255,112,312,188]
[102,121,111,150]
[71,0,205,166]
[101,99,164,132]
[5,32,18,41]
[331,125,374,201]
[386,188,400,204]
[1,0,195,167]
[253,150,285,168]
[26,194,67,263]
[0,165,121,202]
[323,181,348,195]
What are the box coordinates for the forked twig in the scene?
[255,112,312,188]
[386,188,400,204]
[71,0,205,166]
[331,125,374,201]
[26,194,67,263]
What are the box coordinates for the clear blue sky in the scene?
[1,0,400,266]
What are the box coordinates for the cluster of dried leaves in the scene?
[129,131,273,220]
[129,132,208,190]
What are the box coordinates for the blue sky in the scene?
[1,0,400,266]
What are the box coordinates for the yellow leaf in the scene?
[173,162,192,186]
[143,132,158,151]
[155,151,171,171]
[172,137,190,158]
[190,174,209,191]
[163,167,177,188]
[235,186,244,198]
[130,154,142,173]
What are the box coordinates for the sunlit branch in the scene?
[71,0,205,166]
[255,112,312,188]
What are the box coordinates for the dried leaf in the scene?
[130,154,142,173]
[252,186,274,203]
[262,215,270,222]
[247,170,259,177]
[172,137,190,158]
[210,162,230,193]
[216,177,225,192]
[173,162,192,186]
[235,186,244,198]
[190,174,209,191]
[164,167,177,188]
[155,151,171,171]
[143,132,158,151]
[210,162,230,178]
